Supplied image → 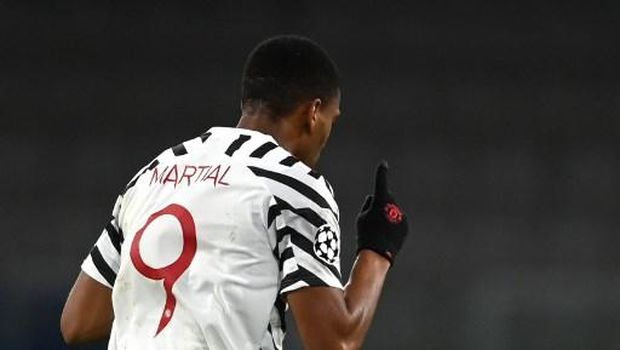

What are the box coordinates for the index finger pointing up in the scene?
[374,160,389,198]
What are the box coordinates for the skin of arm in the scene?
[60,272,114,344]
[287,249,391,350]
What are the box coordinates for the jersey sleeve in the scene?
[81,195,124,289]
[248,162,343,295]
[272,194,343,295]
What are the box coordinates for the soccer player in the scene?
[60,35,409,350]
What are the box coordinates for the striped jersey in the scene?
[80,127,343,350]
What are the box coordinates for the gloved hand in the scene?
[356,161,409,265]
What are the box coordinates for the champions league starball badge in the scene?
[313,225,339,264]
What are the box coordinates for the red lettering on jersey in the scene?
[180,165,197,186]
[203,165,220,187]
[217,165,231,186]
[149,164,230,187]
[130,204,197,336]
[163,165,179,187]
[150,166,168,185]
[196,165,211,181]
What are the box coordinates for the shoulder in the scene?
[246,148,339,222]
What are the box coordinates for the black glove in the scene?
[356,161,409,265]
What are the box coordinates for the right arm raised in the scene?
[289,161,409,349]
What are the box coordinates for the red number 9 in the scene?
[130,203,197,336]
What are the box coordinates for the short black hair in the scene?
[241,35,340,118]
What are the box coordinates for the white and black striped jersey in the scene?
[80,127,343,350]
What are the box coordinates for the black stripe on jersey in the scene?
[274,196,326,228]
[267,324,280,350]
[279,156,299,167]
[124,159,159,193]
[277,226,341,279]
[147,159,159,171]
[118,227,125,242]
[307,170,321,179]
[275,297,287,333]
[275,226,296,245]
[105,222,122,253]
[279,246,294,271]
[200,131,212,143]
[272,246,280,260]
[249,166,336,217]
[267,204,280,228]
[148,159,160,170]
[171,142,188,156]
[281,266,329,292]
[250,141,278,158]
[90,246,116,286]
[225,134,251,156]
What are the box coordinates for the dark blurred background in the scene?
[1,0,619,349]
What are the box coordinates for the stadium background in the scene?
[1,1,618,349]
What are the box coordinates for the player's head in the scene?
[241,35,341,167]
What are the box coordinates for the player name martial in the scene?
[149,163,231,188]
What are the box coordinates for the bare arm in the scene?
[288,250,390,350]
[289,162,409,349]
[60,272,114,344]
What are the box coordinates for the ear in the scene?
[308,98,322,127]
[297,98,322,134]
